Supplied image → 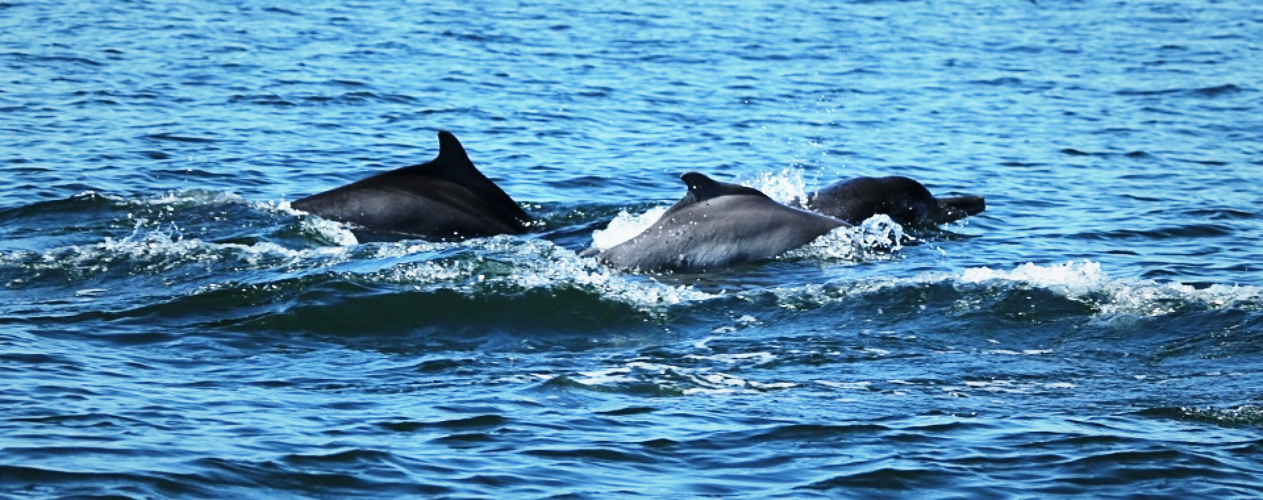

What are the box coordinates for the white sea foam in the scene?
[273,200,359,246]
[373,237,718,313]
[961,261,1110,295]
[684,352,777,364]
[743,168,809,205]
[146,189,248,206]
[14,189,1258,321]
[568,361,796,395]
[588,206,667,252]
[6,220,358,282]
[786,213,907,262]
[958,261,1263,315]
[757,260,1262,319]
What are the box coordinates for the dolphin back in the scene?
[401,131,534,227]
[804,176,985,226]
[599,172,847,273]
[660,171,770,218]
[291,131,532,240]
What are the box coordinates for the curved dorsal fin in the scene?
[407,131,532,223]
[661,172,769,217]
[681,172,768,201]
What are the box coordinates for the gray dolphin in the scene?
[595,172,849,273]
[799,176,985,226]
[291,131,532,240]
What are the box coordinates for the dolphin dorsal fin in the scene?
[680,172,768,201]
[660,172,770,217]
[409,131,532,223]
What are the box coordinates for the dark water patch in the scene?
[0,351,76,366]
[8,412,166,431]
[1135,307,1263,363]
[409,357,474,373]
[971,76,1023,86]
[234,284,669,351]
[379,414,509,432]
[1056,148,1161,160]
[0,191,121,223]
[1069,223,1235,241]
[748,423,894,442]
[1174,156,1232,166]
[1056,448,1250,486]
[137,150,172,160]
[1191,84,1247,97]
[300,92,419,106]
[16,55,106,67]
[522,446,659,464]
[430,432,497,445]
[281,448,398,467]
[597,406,657,416]
[0,464,213,499]
[191,456,454,497]
[801,466,965,494]
[229,93,296,106]
[143,132,219,144]
[441,30,522,45]
[1116,84,1248,99]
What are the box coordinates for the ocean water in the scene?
[3,0,1263,498]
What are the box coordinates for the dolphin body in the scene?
[596,172,849,273]
[291,131,532,241]
[800,176,985,226]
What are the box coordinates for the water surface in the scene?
[3,0,1263,498]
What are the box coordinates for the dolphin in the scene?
[799,176,985,226]
[291,131,532,240]
[595,172,849,273]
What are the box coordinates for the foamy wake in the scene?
[371,237,719,313]
[273,200,359,246]
[9,191,1257,318]
[958,261,1262,315]
[542,360,797,396]
[587,206,668,252]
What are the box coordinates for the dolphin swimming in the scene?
[799,176,985,226]
[595,172,849,273]
[291,131,532,240]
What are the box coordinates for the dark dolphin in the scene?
[595,172,849,273]
[291,131,532,240]
[799,176,985,226]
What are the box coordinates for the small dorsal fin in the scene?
[435,130,470,167]
[680,172,768,201]
[661,172,769,217]
[409,131,532,223]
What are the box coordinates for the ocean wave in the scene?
[957,261,1263,316]
[746,260,1262,320]
[545,360,797,397]
[0,221,355,283]
[4,189,1258,343]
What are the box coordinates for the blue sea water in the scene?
[3,0,1263,498]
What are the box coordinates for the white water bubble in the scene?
[957,260,1263,316]
[588,206,667,252]
[742,168,809,205]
